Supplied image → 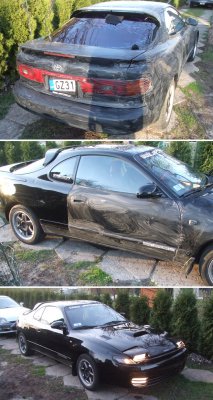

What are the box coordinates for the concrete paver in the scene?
[100,251,155,282]
[152,261,204,287]
[19,237,64,251]
[55,239,105,263]
[182,367,213,383]
[45,363,71,377]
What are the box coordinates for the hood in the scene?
[77,323,176,356]
[0,307,29,322]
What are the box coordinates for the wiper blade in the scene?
[98,320,127,327]
[182,183,213,198]
[74,325,97,330]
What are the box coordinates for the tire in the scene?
[187,37,198,62]
[77,354,99,391]
[18,332,33,356]
[9,204,44,244]
[155,79,175,130]
[199,246,213,286]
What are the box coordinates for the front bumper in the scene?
[14,81,152,135]
[112,348,187,388]
[0,321,17,334]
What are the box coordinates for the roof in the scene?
[43,144,155,166]
[34,300,100,308]
[80,1,169,13]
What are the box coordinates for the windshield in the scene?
[0,296,19,309]
[51,12,158,49]
[65,303,126,329]
[138,149,206,196]
[13,158,44,175]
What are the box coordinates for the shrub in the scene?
[166,141,192,165]
[199,293,213,359]
[171,289,200,352]
[194,142,213,173]
[53,0,75,29]
[114,290,130,319]
[4,141,22,164]
[150,289,172,333]
[101,292,113,307]
[20,141,44,161]
[130,295,150,326]
[28,0,54,37]
[0,0,35,81]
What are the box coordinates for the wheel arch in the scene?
[194,241,213,271]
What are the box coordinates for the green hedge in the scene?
[0,0,103,86]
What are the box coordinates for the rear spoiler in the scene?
[0,160,36,173]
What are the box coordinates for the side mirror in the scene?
[137,183,162,199]
[20,302,24,307]
[51,320,68,334]
[186,17,198,26]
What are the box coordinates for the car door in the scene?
[37,305,74,364]
[34,156,79,227]
[67,154,183,261]
[165,8,192,66]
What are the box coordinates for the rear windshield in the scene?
[51,12,159,49]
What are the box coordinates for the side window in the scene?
[76,155,152,194]
[50,157,77,183]
[40,306,64,325]
[33,306,45,321]
[165,9,185,35]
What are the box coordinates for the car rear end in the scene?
[14,7,160,134]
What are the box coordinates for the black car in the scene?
[14,1,198,135]
[17,300,187,390]
[0,145,213,285]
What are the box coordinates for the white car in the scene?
[0,295,29,334]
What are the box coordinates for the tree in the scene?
[4,142,22,164]
[101,292,113,307]
[150,289,172,333]
[114,290,130,319]
[194,142,213,173]
[166,141,192,165]
[28,0,54,37]
[171,289,200,352]
[53,0,75,29]
[20,141,44,160]
[130,295,150,326]
[199,292,213,359]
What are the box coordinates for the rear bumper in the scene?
[14,81,152,135]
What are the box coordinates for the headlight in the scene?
[133,353,147,363]
[112,355,135,365]
[176,340,185,349]
[0,318,8,324]
[113,353,148,365]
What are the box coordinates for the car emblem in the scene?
[53,64,63,72]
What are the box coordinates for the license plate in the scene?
[49,79,76,92]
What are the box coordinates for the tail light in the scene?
[18,63,152,96]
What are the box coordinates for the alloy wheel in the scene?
[12,211,34,241]
[78,359,95,387]
[19,334,27,354]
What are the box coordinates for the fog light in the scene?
[131,377,148,387]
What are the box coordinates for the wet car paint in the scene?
[17,300,187,388]
[0,145,213,278]
[13,1,199,135]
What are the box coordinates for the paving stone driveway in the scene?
[0,9,212,139]
[0,221,204,286]
[1,337,213,400]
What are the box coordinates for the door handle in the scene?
[73,198,85,203]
